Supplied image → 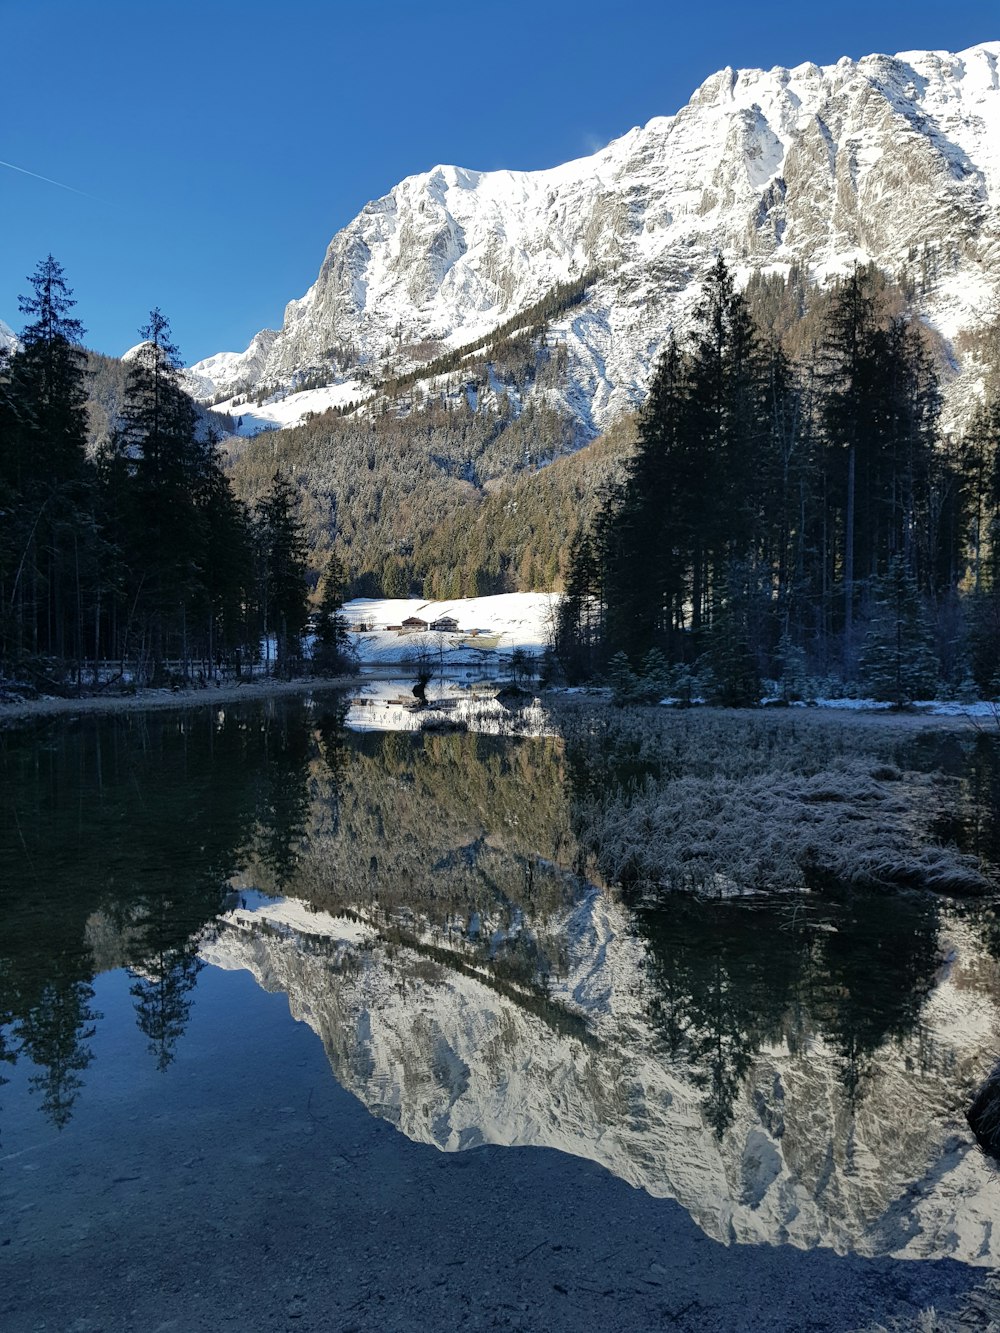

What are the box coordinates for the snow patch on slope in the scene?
[208,378,371,434]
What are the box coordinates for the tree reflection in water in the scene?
[0,699,330,1123]
[636,891,943,1135]
[1,696,998,1143]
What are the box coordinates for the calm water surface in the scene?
[3,691,1000,1282]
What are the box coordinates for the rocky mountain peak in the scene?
[190,41,1000,438]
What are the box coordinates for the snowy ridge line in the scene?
[191,43,1000,436]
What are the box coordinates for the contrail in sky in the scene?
[0,157,96,199]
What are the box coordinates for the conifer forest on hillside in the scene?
[5,252,1000,706]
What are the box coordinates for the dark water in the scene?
[2,694,1000,1277]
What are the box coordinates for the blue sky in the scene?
[1,1,994,364]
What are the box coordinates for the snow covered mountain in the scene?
[0,319,19,356]
[201,889,1000,1265]
[191,42,1000,436]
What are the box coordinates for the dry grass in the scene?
[555,704,995,899]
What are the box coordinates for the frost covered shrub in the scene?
[555,703,993,899]
[577,765,988,897]
[698,628,762,707]
[638,648,671,701]
[606,649,691,705]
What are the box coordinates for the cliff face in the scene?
[190,43,1000,436]
[200,888,1000,1266]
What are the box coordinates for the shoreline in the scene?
[0,672,378,727]
[1,672,994,734]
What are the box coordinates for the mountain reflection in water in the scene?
[2,692,1000,1265]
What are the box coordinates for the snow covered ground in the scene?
[341,592,1000,724]
[344,592,556,668]
[798,697,1000,719]
[211,378,372,434]
[344,679,552,735]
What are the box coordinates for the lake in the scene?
[2,691,1000,1331]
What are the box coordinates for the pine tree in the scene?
[817,269,943,672]
[819,267,881,671]
[607,650,638,705]
[0,348,21,668]
[775,629,809,702]
[685,255,768,585]
[13,255,89,481]
[701,566,763,708]
[200,465,253,672]
[859,558,937,705]
[879,316,940,588]
[3,257,94,673]
[961,398,1000,594]
[113,310,213,680]
[313,550,352,673]
[553,531,603,680]
[108,309,249,682]
[573,258,774,675]
[255,470,309,674]
[600,336,688,660]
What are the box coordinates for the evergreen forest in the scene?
[555,258,1000,706]
[0,258,337,691]
[5,252,1000,706]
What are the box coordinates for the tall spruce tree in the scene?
[111,309,245,681]
[553,531,604,680]
[13,256,89,481]
[859,557,937,706]
[3,257,94,673]
[817,269,942,672]
[313,549,351,673]
[255,470,309,674]
[199,463,253,672]
[0,347,20,668]
[600,336,688,661]
[818,267,881,671]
